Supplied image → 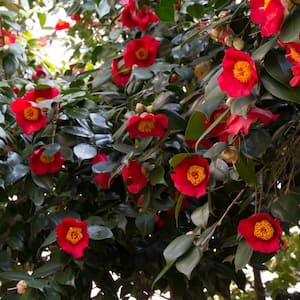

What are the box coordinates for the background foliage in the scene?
[0,0,299,299]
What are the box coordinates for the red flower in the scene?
[10,98,47,135]
[29,147,65,175]
[38,36,47,47]
[55,19,70,30]
[32,65,47,80]
[170,155,210,198]
[278,40,300,64]
[23,87,60,102]
[225,107,279,136]
[71,14,81,22]
[123,35,160,68]
[111,57,132,87]
[290,63,300,87]
[122,160,148,194]
[126,113,168,139]
[238,213,282,253]
[218,48,258,98]
[250,0,286,37]
[92,153,113,189]
[0,29,16,45]
[56,218,89,258]
[120,0,137,29]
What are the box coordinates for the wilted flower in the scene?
[111,57,132,87]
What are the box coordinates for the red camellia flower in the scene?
[250,0,286,37]
[123,35,160,68]
[120,0,137,29]
[55,19,70,30]
[10,98,47,135]
[126,113,168,139]
[111,57,132,87]
[238,213,282,253]
[218,48,258,98]
[56,218,89,258]
[23,87,60,103]
[71,14,81,22]
[278,40,300,64]
[225,106,279,136]
[92,153,113,189]
[170,154,210,198]
[0,29,16,45]
[29,147,65,175]
[290,63,300,87]
[32,65,47,80]
[122,160,148,194]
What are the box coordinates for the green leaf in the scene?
[92,161,118,173]
[43,143,61,157]
[163,234,194,264]
[89,113,111,129]
[279,6,300,42]
[157,109,186,131]
[41,230,57,248]
[132,68,153,80]
[260,71,300,104]
[252,37,277,61]
[73,143,97,160]
[169,153,194,168]
[194,223,217,248]
[175,247,202,279]
[32,262,64,278]
[31,174,55,191]
[155,0,176,22]
[150,166,167,186]
[135,212,156,238]
[191,202,209,228]
[204,142,227,159]
[241,129,272,159]
[96,0,111,18]
[152,262,174,288]
[174,66,194,80]
[88,225,113,240]
[2,53,19,76]
[37,12,46,27]
[230,96,254,117]
[61,126,94,138]
[235,240,253,272]
[0,272,32,281]
[235,153,256,184]
[54,268,75,287]
[186,3,205,18]
[185,111,206,140]
[5,164,29,184]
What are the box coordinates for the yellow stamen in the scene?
[186,165,206,186]
[233,60,252,83]
[261,0,271,10]
[135,48,149,61]
[289,48,300,63]
[23,106,40,121]
[39,153,55,164]
[253,220,275,241]
[66,227,83,245]
[36,97,45,102]
[138,119,154,133]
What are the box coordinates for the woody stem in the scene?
[253,266,265,300]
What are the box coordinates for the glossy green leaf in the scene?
[152,262,174,288]
[37,12,46,27]
[92,161,118,173]
[279,6,300,42]
[40,230,57,248]
[96,0,111,18]
[169,153,194,168]
[88,225,113,240]
[155,0,176,22]
[61,126,94,138]
[194,223,217,248]
[31,174,55,191]
[5,164,29,184]
[54,268,75,287]
[230,96,254,117]
[135,211,156,238]
[175,247,202,279]
[252,37,277,61]
[235,240,253,272]
[186,3,205,18]
[132,68,153,80]
[185,111,206,140]
[204,142,227,159]
[2,53,19,76]
[32,262,64,278]
[235,153,256,184]
[163,234,194,264]
[191,202,209,228]
[43,143,61,157]
[73,143,97,160]
[150,166,167,186]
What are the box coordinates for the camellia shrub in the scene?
[0,0,299,299]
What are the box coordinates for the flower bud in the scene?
[233,38,245,50]
[225,97,234,107]
[194,61,211,80]
[16,280,28,294]
[209,27,224,41]
[146,105,153,113]
[224,35,234,47]
[221,146,239,164]
[135,103,144,113]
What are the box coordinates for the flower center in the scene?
[23,106,40,121]
[233,61,252,83]
[138,119,155,133]
[290,48,300,63]
[261,0,270,10]
[36,97,45,102]
[4,36,11,45]
[66,227,83,245]
[39,153,55,164]
[135,48,149,61]
[186,165,206,186]
[253,220,275,241]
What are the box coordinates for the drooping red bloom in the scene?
[92,153,113,189]
[122,160,148,194]
[238,213,282,253]
[278,40,300,64]
[126,113,168,139]
[120,0,158,31]
[290,63,300,87]
[23,87,60,102]
[218,48,258,98]
[0,29,16,45]
[32,65,47,80]
[56,218,89,258]
[71,14,81,22]
[170,155,210,198]
[29,147,65,175]
[250,0,286,37]
[10,98,47,135]
[111,57,132,87]
[225,107,279,136]
[55,19,70,30]
[123,35,160,68]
